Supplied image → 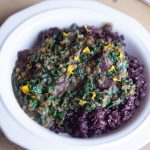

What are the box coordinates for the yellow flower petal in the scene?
[63,32,70,37]
[67,65,75,76]
[79,100,87,105]
[113,77,121,82]
[119,51,123,60]
[113,77,118,81]
[92,92,96,100]
[21,85,29,94]
[83,47,90,54]
[103,43,112,50]
[74,55,80,61]
[108,66,115,72]
[84,25,92,32]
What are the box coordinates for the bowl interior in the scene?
[0,8,150,145]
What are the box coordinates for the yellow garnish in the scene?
[74,55,80,61]
[103,43,112,50]
[20,85,29,94]
[84,25,91,32]
[92,92,96,100]
[115,48,124,60]
[113,77,119,81]
[63,32,70,36]
[119,51,123,59]
[115,48,120,54]
[83,47,90,54]
[79,100,87,105]
[108,66,115,72]
[67,64,75,76]
[113,74,122,82]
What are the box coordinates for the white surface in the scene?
[143,0,150,5]
[0,1,150,150]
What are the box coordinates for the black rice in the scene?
[63,54,147,138]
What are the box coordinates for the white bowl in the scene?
[0,2,150,150]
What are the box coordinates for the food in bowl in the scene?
[12,23,147,138]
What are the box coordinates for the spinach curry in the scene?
[12,24,136,134]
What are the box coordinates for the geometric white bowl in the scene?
[0,1,150,150]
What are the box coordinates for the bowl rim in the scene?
[0,2,150,150]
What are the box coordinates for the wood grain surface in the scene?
[0,0,150,150]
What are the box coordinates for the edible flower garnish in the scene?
[119,51,123,59]
[115,48,124,60]
[21,85,29,94]
[83,47,90,54]
[113,77,119,82]
[74,55,80,61]
[108,66,115,72]
[113,74,122,81]
[63,32,70,37]
[103,43,112,50]
[79,100,87,105]
[92,92,96,100]
[67,64,75,76]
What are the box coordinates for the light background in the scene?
[0,0,150,150]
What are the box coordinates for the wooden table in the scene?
[0,0,150,149]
